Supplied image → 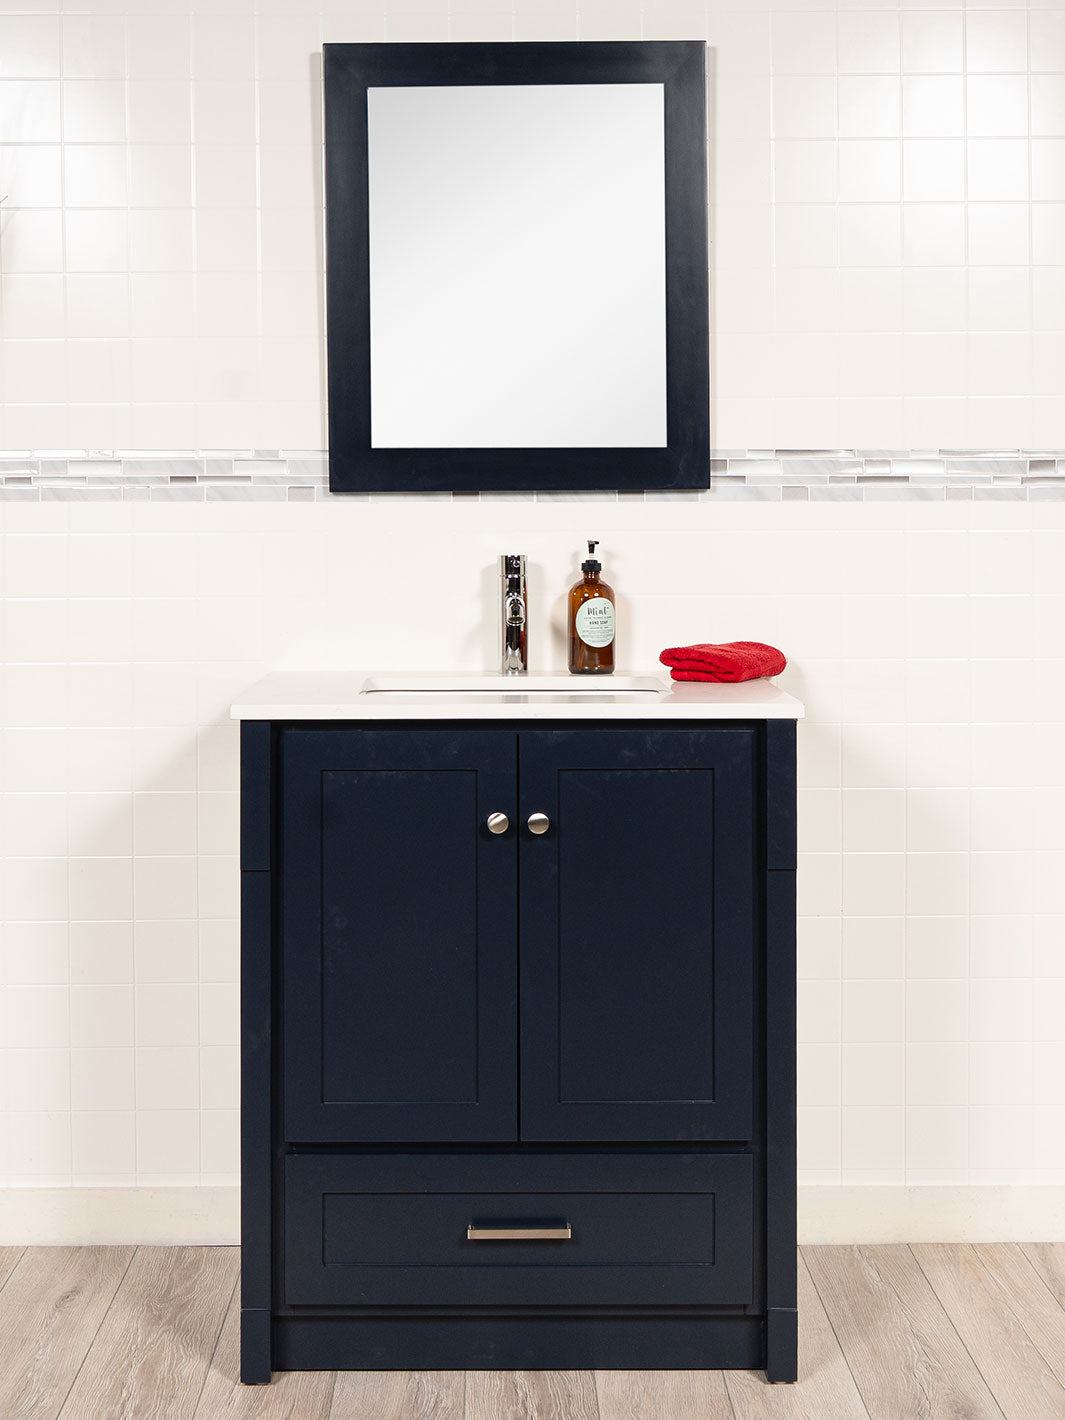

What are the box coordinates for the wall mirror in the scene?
[323,42,709,494]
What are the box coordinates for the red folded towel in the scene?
[659,641,787,683]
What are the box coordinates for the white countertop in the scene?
[230,672,804,721]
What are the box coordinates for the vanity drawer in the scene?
[284,1152,754,1309]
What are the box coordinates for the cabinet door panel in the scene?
[519,727,756,1142]
[281,728,517,1141]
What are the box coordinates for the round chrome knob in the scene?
[486,812,509,835]
[527,812,550,836]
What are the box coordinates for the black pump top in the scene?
[581,539,602,575]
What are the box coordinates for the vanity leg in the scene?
[241,1308,272,1385]
[766,1306,798,1383]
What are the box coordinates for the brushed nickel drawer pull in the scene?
[466,1224,572,1241]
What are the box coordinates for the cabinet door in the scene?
[280,728,517,1142]
[518,727,756,1142]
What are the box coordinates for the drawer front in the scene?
[284,1153,754,1309]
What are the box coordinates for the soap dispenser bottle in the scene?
[568,540,615,675]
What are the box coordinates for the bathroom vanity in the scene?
[232,674,802,1383]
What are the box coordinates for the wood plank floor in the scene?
[0,1245,1059,1418]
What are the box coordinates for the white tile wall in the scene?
[1,1,1065,1199]
[0,1,1063,447]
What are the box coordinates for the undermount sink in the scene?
[360,674,667,696]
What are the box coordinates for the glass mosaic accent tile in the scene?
[1,451,1063,501]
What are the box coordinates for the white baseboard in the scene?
[1,1184,1062,1247]
[799,1186,1065,1244]
[0,1187,240,1246]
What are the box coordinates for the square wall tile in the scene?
[907,979,968,1043]
[135,921,198,984]
[772,12,836,76]
[7,1049,70,1112]
[127,16,191,80]
[0,16,61,79]
[902,12,963,74]
[838,12,900,75]
[970,1042,1033,1105]
[838,77,900,140]
[6,1112,71,1181]
[907,917,968,979]
[842,1106,904,1171]
[128,80,191,145]
[135,983,198,1047]
[71,1048,134,1111]
[843,917,906,979]
[904,139,965,201]
[72,1111,135,1181]
[61,16,125,81]
[905,1106,967,1172]
[903,79,963,138]
[965,12,1029,75]
[969,1105,1032,1173]
[907,1043,968,1106]
[842,790,906,853]
[69,920,133,988]
[136,1108,199,1180]
[968,139,1029,201]
[839,141,901,202]
[842,1043,905,1106]
[843,853,906,917]
[136,1046,199,1110]
[968,76,1029,139]
[70,985,133,1049]
[843,979,905,1042]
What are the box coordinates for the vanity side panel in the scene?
[764,719,798,1383]
[765,715,797,871]
[241,720,273,872]
[240,721,274,1384]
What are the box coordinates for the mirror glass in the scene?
[366,83,668,450]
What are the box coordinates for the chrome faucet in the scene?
[500,554,528,675]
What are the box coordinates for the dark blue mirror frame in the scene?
[323,41,710,494]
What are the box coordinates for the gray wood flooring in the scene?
[0,1244,1061,1418]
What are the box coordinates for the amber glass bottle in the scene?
[568,540,615,674]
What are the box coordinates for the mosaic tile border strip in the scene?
[2,451,1065,501]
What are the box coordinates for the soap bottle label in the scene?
[575,599,615,648]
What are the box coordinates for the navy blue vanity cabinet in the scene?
[240,719,798,1385]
